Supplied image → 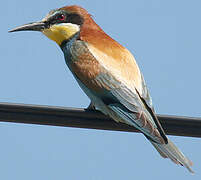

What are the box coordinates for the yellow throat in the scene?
[42,23,80,45]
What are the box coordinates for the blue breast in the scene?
[60,33,80,70]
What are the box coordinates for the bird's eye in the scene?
[57,14,66,21]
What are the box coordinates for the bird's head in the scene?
[9,5,98,46]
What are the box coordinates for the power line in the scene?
[0,102,200,138]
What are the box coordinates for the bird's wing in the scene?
[95,71,167,144]
[84,42,167,144]
[137,73,168,143]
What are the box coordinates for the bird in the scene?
[9,5,194,173]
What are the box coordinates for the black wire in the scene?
[0,102,200,138]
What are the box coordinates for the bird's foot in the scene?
[85,102,96,111]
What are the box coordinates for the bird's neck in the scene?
[60,32,80,50]
[60,32,79,58]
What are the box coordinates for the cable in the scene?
[0,102,200,137]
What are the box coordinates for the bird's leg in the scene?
[86,102,96,110]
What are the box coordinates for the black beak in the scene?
[9,21,46,33]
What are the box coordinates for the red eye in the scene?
[58,14,65,21]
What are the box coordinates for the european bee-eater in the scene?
[9,5,194,173]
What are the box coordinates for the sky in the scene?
[1,0,201,179]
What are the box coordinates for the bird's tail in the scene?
[150,138,194,173]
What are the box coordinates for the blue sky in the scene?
[1,0,201,179]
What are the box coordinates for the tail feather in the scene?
[150,139,194,173]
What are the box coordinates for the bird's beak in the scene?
[9,21,46,33]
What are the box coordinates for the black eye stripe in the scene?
[47,11,84,26]
[67,13,83,25]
